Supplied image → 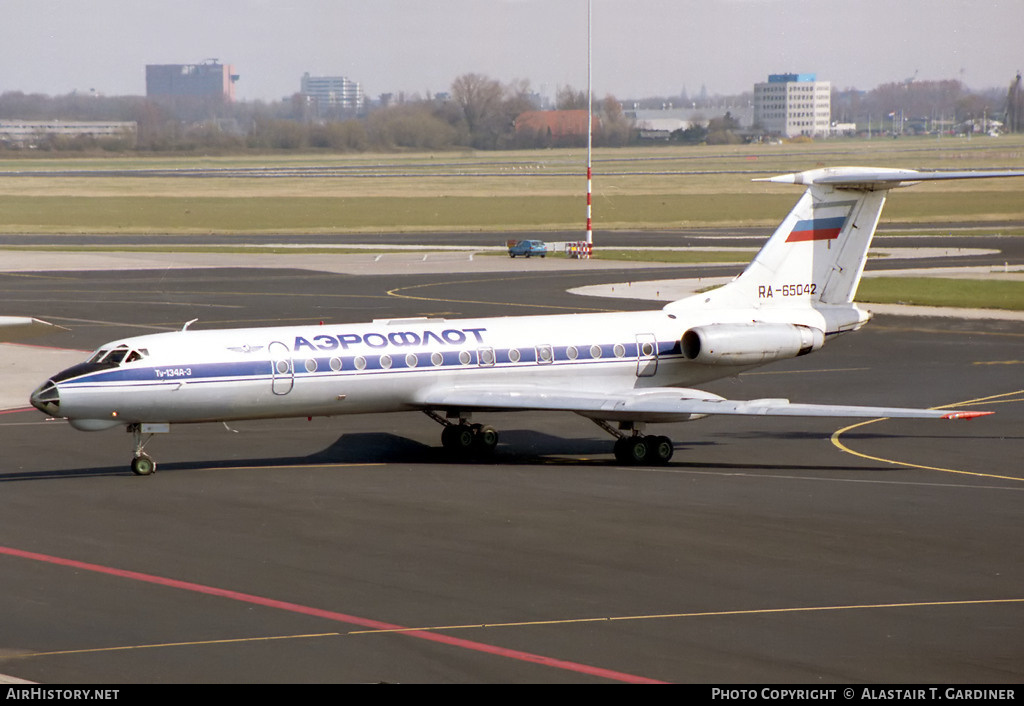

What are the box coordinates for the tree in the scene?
[1007,73,1024,133]
[365,103,457,150]
[599,95,632,146]
[705,111,741,144]
[248,119,306,150]
[670,123,707,145]
[556,85,588,110]
[309,121,368,151]
[451,73,506,148]
[449,74,541,149]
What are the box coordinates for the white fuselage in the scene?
[42,307,800,429]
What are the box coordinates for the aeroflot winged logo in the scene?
[786,200,856,243]
[226,344,265,354]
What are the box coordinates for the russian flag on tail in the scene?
[786,201,854,243]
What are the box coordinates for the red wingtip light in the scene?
[941,411,994,420]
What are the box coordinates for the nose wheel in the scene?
[131,453,157,476]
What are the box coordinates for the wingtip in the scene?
[753,173,800,184]
[941,410,994,420]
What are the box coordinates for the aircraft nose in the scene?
[30,380,60,416]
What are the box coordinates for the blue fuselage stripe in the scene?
[57,340,683,389]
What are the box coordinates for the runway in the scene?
[0,255,1022,683]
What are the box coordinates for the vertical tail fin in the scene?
[668,167,1024,321]
[735,167,893,309]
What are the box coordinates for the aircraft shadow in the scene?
[190,430,621,469]
[1,429,903,480]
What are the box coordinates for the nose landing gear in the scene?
[127,423,168,476]
[131,453,156,476]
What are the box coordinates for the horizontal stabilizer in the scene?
[755,167,1024,190]
[0,317,64,343]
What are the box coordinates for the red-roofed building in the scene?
[514,110,599,147]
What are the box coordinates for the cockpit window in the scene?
[102,346,131,365]
[87,345,146,367]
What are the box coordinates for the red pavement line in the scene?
[0,545,664,684]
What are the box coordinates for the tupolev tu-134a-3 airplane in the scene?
[30,167,1024,475]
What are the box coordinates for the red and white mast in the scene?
[584,0,593,258]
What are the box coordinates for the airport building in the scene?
[0,120,137,147]
[300,73,365,114]
[754,73,831,137]
[146,61,239,102]
[630,106,754,140]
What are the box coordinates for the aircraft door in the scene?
[269,340,294,395]
[636,334,658,377]
[476,347,496,367]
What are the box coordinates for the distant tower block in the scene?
[146,60,239,102]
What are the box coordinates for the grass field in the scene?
[1,139,1021,311]
[856,277,1024,311]
[1,136,1023,234]
[591,248,752,264]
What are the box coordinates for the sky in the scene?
[3,0,1021,103]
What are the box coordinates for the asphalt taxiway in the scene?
[0,249,1021,683]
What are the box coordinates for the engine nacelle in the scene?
[681,323,824,366]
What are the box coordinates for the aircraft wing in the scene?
[0,317,63,343]
[414,385,989,421]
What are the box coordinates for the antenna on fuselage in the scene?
[182,318,199,331]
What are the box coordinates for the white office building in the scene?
[300,73,364,114]
[754,73,831,137]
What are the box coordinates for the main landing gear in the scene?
[425,411,674,466]
[593,419,674,466]
[426,411,499,458]
[611,434,674,465]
